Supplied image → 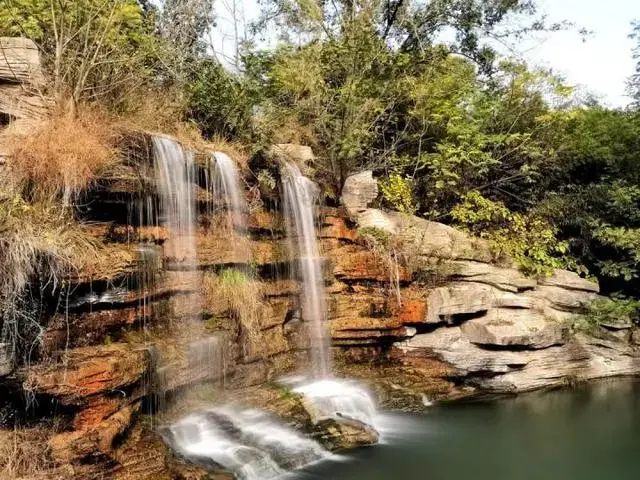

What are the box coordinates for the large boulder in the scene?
[461,309,568,349]
[341,171,379,215]
[0,37,43,84]
[424,283,494,324]
[0,37,50,119]
[389,213,495,264]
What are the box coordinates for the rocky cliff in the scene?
[0,44,639,477]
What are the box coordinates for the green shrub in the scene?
[186,59,256,141]
[574,296,640,335]
[379,173,418,215]
[451,191,578,277]
[357,226,391,251]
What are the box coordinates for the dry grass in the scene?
[0,426,54,479]
[0,181,98,365]
[115,92,211,154]
[7,109,118,202]
[203,269,265,350]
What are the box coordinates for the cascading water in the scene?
[282,162,331,378]
[210,152,248,234]
[162,408,328,480]
[161,153,330,479]
[151,136,223,381]
[281,162,380,431]
[293,379,378,426]
[153,136,198,268]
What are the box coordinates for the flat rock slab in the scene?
[461,309,568,349]
[401,325,640,394]
[540,269,599,293]
[425,282,494,324]
[526,285,598,312]
[445,260,537,292]
[23,344,149,404]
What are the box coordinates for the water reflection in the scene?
[298,379,640,480]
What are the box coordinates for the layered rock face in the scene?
[341,171,640,394]
[0,37,50,121]
[1,137,639,479]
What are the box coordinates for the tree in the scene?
[540,109,640,292]
[0,0,160,108]
[158,0,215,80]
[185,59,256,140]
[629,20,640,108]
[256,0,562,73]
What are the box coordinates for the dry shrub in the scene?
[271,116,317,147]
[7,109,118,202]
[114,87,186,134]
[0,427,53,479]
[115,91,210,154]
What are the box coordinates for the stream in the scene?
[299,379,640,480]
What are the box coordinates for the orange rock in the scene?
[393,299,427,324]
[74,398,123,430]
[24,344,149,405]
[41,305,151,354]
[325,243,411,282]
[49,403,139,463]
[320,215,358,242]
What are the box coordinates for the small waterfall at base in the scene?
[162,408,328,480]
[282,162,331,378]
[291,378,378,427]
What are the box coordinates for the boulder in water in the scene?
[312,417,379,451]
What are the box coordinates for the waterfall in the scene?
[153,136,197,268]
[162,408,328,480]
[293,379,378,426]
[281,162,380,431]
[210,152,248,234]
[151,136,222,381]
[282,162,331,378]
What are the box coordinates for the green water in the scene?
[300,380,640,480]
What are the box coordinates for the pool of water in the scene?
[298,379,640,480]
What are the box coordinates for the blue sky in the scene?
[212,0,640,107]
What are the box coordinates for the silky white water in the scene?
[282,162,331,378]
[292,378,378,428]
[163,407,328,480]
[151,136,221,378]
[152,136,197,268]
[281,163,379,432]
[210,151,248,234]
